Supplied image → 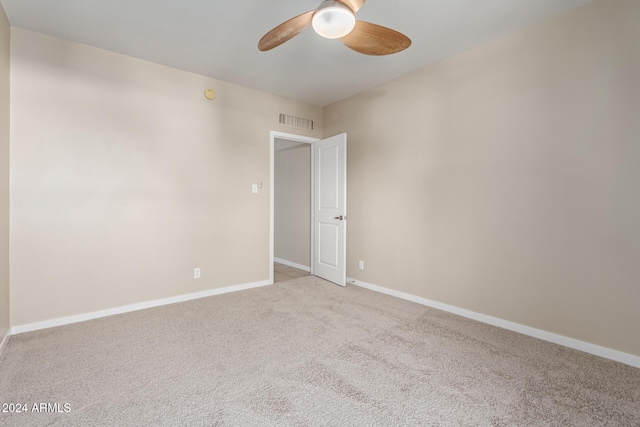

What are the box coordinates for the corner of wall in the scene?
[0,0,12,349]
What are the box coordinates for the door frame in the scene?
[269,131,319,284]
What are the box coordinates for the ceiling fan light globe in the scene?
[312,2,356,39]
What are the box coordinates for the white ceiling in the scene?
[0,0,594,107]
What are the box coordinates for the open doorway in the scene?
[269,131,348,286]
[274,137,313,282]
[269,131,318,284]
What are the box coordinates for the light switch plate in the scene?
[252,184,258,193]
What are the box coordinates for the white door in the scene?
[313,133,347,286]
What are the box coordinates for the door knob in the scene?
[334,215,347,221]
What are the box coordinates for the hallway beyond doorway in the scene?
[274,262,311,283]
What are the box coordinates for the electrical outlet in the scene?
[252,184,258,193]
[194,268,201,279]
[358,260,364,270]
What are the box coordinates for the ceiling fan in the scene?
[258,0,411,56]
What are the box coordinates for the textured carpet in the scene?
[1,276,639,426]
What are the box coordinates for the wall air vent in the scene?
[279,113,314,131]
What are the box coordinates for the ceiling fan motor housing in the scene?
[312,0,356,39]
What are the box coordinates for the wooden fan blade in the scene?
[337,0,366,13]
[258,10,315,51]
[340,21,411,56]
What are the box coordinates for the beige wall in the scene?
[9,28,322,326]
[0,4,10,338]
[324,0,640,356]
[275,143,311,267]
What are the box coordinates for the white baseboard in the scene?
[347,277,640,369]
[0,329,10,358]
[274,257,311,272]
[11,279,272,335]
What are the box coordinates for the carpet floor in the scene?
[0,276,639,426]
